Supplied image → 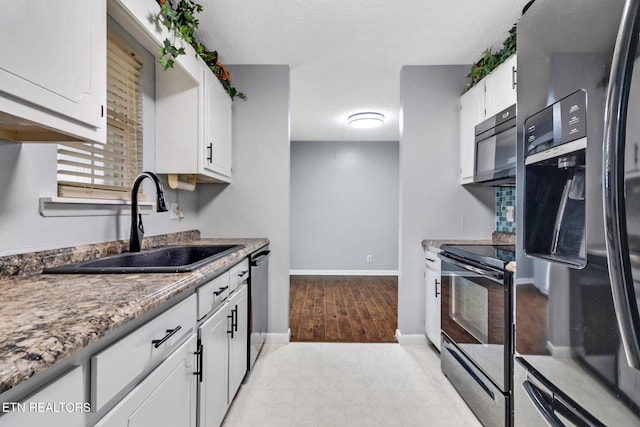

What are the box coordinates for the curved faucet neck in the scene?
[129,172,168,252]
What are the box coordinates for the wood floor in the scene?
[289,275,398,343]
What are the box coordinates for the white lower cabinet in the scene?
[92,295,197,411]
[198,302,230,427]
[0,366,86,427]
[227,284,248,402]
[425,248,442,351]
[0,262,252,427]
[198,283,248,427]
[95,334,197,427]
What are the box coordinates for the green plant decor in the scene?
[466,23,517,90]
[155,0,246,100]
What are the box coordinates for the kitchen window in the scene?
[56,32,143,201]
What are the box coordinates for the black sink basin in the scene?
[44,244,245,274]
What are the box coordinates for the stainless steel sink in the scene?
[44,244,245,274]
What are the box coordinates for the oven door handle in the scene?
[439,254,504,281]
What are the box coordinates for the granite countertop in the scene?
[0,232,268,395]
[422,239,493,250]
[422,231,516,250]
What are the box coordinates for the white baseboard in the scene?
[515,277,535,285]
[266,329,291,344]
[290,270,399,276]
[395,329,428,345]
[546,341,572,357]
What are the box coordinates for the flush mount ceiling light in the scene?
[348,112,385,129]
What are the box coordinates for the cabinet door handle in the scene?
[435,279,441,298]
[213,285,229,296]
[512,66,517,89]
[206,143,213,163]
[152,325,182,348]
[426,257,436,262]
[193,341,203,382]
[232,305,238,332]
[227,313,235,338]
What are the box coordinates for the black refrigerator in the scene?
[515,0,640,424]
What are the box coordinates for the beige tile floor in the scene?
[222,342,482,427]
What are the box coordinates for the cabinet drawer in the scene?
[229,259,249,292]
[91,295,196,411]
[95,334,197,427]
[197,272,230,320]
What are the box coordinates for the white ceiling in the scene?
[196,0,531,142]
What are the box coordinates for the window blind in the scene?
[57,35,143,200]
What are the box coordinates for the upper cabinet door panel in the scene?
[0,0,106,131]
[484,55,517,118]
[459,83,485,184]
[203,71,232,178]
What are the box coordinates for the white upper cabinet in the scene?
[109,0,233,184]
[154,62,233,183]
[459,83,486,184]
[459,54,516,184]
[484,55,517,118]
[0,0,106,143]
[203,69,233,179]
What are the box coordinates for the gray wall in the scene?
[0,140,199,257]
[399,65,495,336]
[198,65,291,336]
[290,140,399,272]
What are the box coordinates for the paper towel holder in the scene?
[167,174,196,191]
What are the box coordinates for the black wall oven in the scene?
[439,244,515,426]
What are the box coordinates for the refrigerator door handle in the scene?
[603,0,640,370]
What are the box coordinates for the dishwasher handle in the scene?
[251,249,271,266]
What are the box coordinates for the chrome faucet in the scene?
[129,172,168,252]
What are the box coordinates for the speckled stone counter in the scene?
[0,231,268,395]
[422,239,493,251]
[421,231,516,251]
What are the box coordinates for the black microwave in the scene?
[474,104,517,186]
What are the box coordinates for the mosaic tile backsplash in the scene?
[496,187,516,233]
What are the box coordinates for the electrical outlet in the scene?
[367,254,373,263]
[505,205,515,222]
[169,203,183,220]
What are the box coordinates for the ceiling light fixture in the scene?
[348,112,385,129]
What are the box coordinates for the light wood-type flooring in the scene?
[289,275,398,343]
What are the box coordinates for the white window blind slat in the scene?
[57,34,143,200]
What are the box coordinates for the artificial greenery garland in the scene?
[156,0,246,100]
[466,23,517,90]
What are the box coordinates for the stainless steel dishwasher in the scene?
[247,245,270,371]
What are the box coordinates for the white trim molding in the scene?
[266,329,291,344]
[289,270,399,276]
[395,329,428,345]
[39,197,154,217]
